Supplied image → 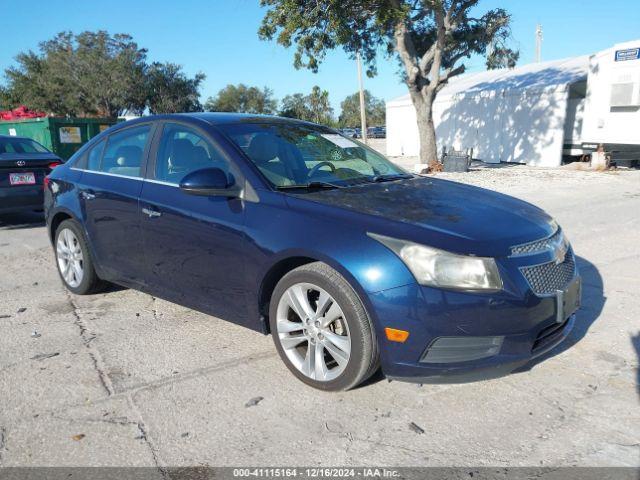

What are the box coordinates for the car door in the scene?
[139,121,249,323]
[75,123,154,285]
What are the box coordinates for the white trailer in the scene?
[386,39,640,167]
[580,40,640,166]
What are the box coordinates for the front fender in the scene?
[262,241,414,296]
[244,192,418,329]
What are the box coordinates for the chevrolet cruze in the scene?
[44,114,581,391]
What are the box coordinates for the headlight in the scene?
[369,233,502,290]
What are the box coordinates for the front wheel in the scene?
[269,262,379,391]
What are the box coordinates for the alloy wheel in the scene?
[56,228,84,288]
[276,283,351,382]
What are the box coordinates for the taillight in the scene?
[44,176,50,190]
[48,161,62,169]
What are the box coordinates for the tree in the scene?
[4,31,148,117]
[0,86,12,110]
[307,86,334,125]
[259,0,518,166]
[146,62,205,114]
[339,90,385,127]
[204,84,277,114]
[2,31,205,117]
[279,86,334,125]
[280,93,310,119]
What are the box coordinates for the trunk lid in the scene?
[0,153,63,188]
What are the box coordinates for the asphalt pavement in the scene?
[0,167,639,468]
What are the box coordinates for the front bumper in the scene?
[388,315,575,384]
[368,273,580,384]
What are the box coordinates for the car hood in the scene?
[286,177,556,257]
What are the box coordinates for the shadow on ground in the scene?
[468,160,523,170]
[632,332,640,401]
[100,283,128,293]
[0,211,45,231]
[515,255,605,373]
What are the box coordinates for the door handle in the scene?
[81,190,96,200]
[142,207,162,218]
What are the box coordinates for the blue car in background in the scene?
[44,113,581,391]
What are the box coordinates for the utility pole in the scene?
[535,24,543,63]
[356,51,368,144]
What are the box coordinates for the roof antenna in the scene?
[535,24,543,63]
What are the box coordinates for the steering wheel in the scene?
[307,161,336,178]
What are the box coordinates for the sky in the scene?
[1,0,639,112]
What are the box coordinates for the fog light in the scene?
[420,336,504,363]
[385,327,410,343]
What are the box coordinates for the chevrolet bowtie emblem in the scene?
[553,241,568,265]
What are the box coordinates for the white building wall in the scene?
[502,87,570,166]
[433,90,505,163]
[386,56,591,166]
[388,87,570,166]
[386,98,419,157]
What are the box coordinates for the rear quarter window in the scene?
[87,140,106,171]
[99,125,151,178]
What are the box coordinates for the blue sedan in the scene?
[44,113,581,391]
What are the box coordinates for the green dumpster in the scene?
[0,117,119,160]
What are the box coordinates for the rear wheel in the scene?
[269,262,379,391]
[55,219,103,295]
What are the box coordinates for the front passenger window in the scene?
[155,123,229,184]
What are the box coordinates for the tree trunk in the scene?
[410,89,439,167]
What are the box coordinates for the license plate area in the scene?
[556,277,581,323]
[9,172,36,185]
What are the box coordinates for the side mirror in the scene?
[179,168,241,197]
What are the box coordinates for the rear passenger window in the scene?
[99,125,150,178]
[155,123,229,184]
[87,140,106,171]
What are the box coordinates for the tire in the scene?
[54,219,104,295]
[269,262,379,391]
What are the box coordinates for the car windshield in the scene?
[0,137,50,155]
[218,122,409,188]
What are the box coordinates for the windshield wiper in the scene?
[370,174,413,183]
[275,181,344,190]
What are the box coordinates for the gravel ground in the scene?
[0,152,639,468]
[370,136,640,195]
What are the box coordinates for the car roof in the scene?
[111,112,325,130]
[191,112,311,125]
[0,134,38,141]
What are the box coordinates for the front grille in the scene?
[511,228,562,256]
[532,318,569,352]
[520,248,576,295]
